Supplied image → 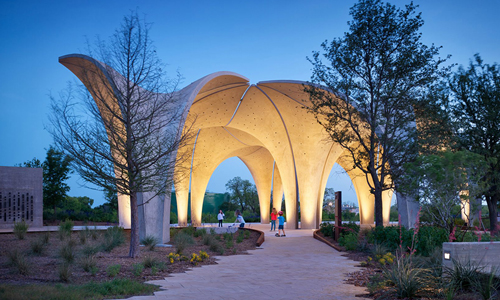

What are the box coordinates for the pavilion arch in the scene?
[60,54,393,241]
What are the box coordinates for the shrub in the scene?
[30,239,46,255]
[41,231,50,244]
[225,240,234,249]
[202,233,213,245]
[319,222,334,238]
[101,226,125,252]
[236,234,244,243]
[7,249,29,275]
[471,267,500,300]
[59,262,72,282]
[106,264,121,277]
[443,258,484,293]
[193,228,207,238]
[244,230,250,239]
[13,220,29,240]
[81,255,97,273]
[141,235,158,251]
[209,242,223,253]
[58,219,74,240]
[338,232,358,250]
[82,244,100,257]
[142,256,159,268]
[415,226,447,256]
[60,242,76,264]
[223,232,233,241]
[380,255,433,299]
[173,232,194,254]
[181,226,196,236]
[132,263,144,277]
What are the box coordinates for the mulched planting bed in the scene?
[0,227,260,285]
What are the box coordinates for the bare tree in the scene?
[49,12,191,257]
[305,0,447,226]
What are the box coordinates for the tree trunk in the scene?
[374,188,383,227]
[129,191,140,258]
[486,195,498,233]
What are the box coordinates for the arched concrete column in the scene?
[173,73,251,226]
[238,147,275,224]
[187,127,265,226]
[271,164,284,212]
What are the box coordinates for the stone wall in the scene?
[442,241,500,275]
[0,166,43,228]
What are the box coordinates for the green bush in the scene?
[142,256,158,268]
[132,263,144,277]
[338,232,358,250]
[13,220,29,240]
[443,258,484,293]
[7,249,29,275]
[173,232,194,254]
[30,239,46,255]
[60,242,76,264]
[368,225,411,252]
[59,262,72,282]
[181,226,196,236]
[80,255,97,273]
[106,264,121,277]
[414,226,448,256]
[170,212,178,224]
[319,222,335,238]
[101,226,125,252]
[58,219,74,240]
[140,235,158,251]
[380,255,433,299]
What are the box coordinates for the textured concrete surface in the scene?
[443,241,500,275]
[0,166,43,228]
[121,224,368,300]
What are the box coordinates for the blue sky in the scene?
[1,0,499,207]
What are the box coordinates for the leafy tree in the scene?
[17,147,72,221]
[322,187,336,215]
[225,177,260,214]
[401,150,488,233]
[49,12,190,257]
[43,146,73,221]
[16,157,43,168]
[306,0,447,226]
[450,54,500,232]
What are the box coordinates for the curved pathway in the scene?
[123,224,367,300]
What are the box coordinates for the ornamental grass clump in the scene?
[106,264,121,277]
[140,235,158,251]
[380,254,433,299]
[59,262,72,282]
[173,232,194,254]
[80,255,97,273]
[101,226,125,252]
[443,258,484,294]
[30,239,46,255]
[60,242,76,264]
[58,219,74,240]
[13,220,29,240]
[7,249,30,275]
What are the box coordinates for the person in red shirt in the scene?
[270,207,278,231]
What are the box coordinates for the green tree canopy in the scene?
[225,177,260,214]
[306,0,448,226]
[450,54,500,231]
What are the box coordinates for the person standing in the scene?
[270,208,278,231]
[217,210,225,227]
[277,211,286,237]
[235,210,245,228]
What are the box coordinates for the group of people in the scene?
[216,209,246,228]
[270,207,286,237]
[216,208,286,236]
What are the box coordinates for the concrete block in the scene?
[442,242,500,275]
[0,166,43,228]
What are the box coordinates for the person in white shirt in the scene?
[217,210,225,227]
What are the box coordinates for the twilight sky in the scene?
[0,0,499,207]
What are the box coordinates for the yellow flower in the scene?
[379,258,386,264]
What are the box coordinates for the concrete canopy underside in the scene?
[60,54,392,236]
[174,73,393,229]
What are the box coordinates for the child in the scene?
[235,210,245,228]
[277,211,285,237]
[217,210,225,227]
[270,208,277,231]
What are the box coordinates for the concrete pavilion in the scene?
[60,54,393,243]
